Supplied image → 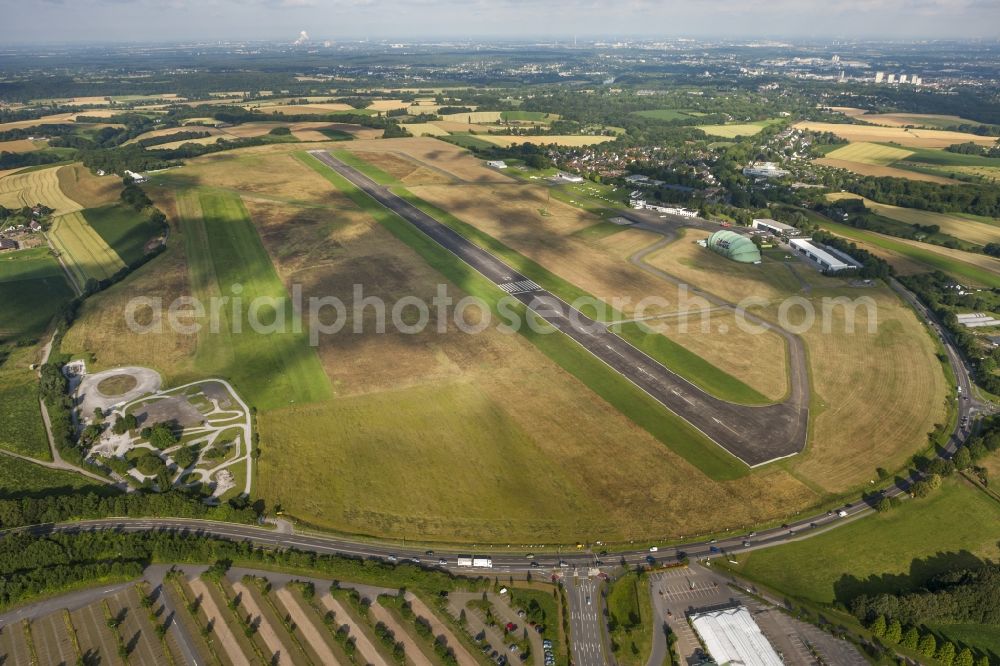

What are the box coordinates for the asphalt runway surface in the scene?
[309,149,809,467]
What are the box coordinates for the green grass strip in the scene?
[298,152,746,480]
[612,322,774,405]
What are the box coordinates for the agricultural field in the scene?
[823,142,915,165]
[857,113,991,129]
[83,204,162,265]
[817,156,959,184]
[400,122,451,136]
[826,193,1000,247]
[696,119,782,138]
[500,110,558,122]
[439,110,503,123]
[0,246,74,338]
[817,219,1000,288]
[794,121,997,149]
[0,165,83,214]
[55,163,121,208]
[476,134,616,147]
[642,229,947,493]
[0,138,45,153]
[49,211,126,288]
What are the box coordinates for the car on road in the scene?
[742,540,751,547]
[586,596,591,605]
[649,546,658,552]
[425,550,434,556]
[530,561,540,567]
[709,545,720,553]
[837,510,848,518]
[438,558,448,566]
[386,555,398,562]
[525,553,534,559]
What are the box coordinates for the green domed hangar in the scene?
[706,229,761,264]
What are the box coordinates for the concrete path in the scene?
[232,579,293,665]
[188,577,248,665]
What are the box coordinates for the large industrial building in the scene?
[689,605,783,666]
[706,230,762,264]
[789,238,859,272]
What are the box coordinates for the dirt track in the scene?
[231,581,292,665]
[319,593,388,666]
[187,578,247,665]
[274,586,342,665]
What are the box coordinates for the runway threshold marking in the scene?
[499,279,542,294]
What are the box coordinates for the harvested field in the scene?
[815,157,959,184]
[428,120,503,133]
[826,193,1000,246]
[251,103,356,114]
[477,134,615,147]
[440,110,502,123]
[828,106,868,117]
[857,113,985,129]
[0,165,82,214]
[794,121,997,148]
[0,139,43,153]
[643,231,947,492]
[49,211,126,287]
[696,120,780,138]
[366,99,408,111]
[823,142,913,165]
[400,122,450,137]
[342,137,513,183]
[56,163,121,207]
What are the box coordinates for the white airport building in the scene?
[690,605,783,666]
[751,218,799,236]
[789,238,859,272]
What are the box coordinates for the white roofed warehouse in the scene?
[690,605,783,666]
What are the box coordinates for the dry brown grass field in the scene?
[343,137,513,183]
[826,193,1000,246]
[439,110,502,123]
[399,122,450,137]
[643,231,947,492]
[795,121,997,149]
[0,138,43,153]
[857,113,982,128]
[56,164,121,207]
[0,113,123,133]
[429,120,504,133]
[366,99,408,111]
[815,157,959,184]
[478,134,616,147]
[244,178,819,543]
[828,106,868,117]
[350,150,454,185]
[244,102,355,114]
[0,165,81,214]
[124,126,228,145]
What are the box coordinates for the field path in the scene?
[274,586,342,665]
[370,601,434,666]
[319,593,389,666]
[405,592,478,666]
[187,578,248,665]
[231,580,292,664]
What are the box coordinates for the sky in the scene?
[1,0,998,43]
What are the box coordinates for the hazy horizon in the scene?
[1,0,998,45]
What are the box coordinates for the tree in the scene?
[937,641,956,665]
[173,445,197,469]
[901,626,920,649]
[954,648,974,666]
[868,614,887,637]
[141,422,180,449]
[918,632,937,658]
[974,655,990,666]
[953,447,972,470]
[884,618,903,643]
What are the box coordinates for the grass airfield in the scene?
[54,135,951,544]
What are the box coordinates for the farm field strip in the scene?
[475,134,616,147]
[794,121,997,148]
[815,157,959,184]
[818,218,1000,287]
[826,193,1000,246]
[823,141,914,165]
[48,210,127,286]
[0,165,83,214]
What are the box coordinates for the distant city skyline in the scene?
[0,0,998,44]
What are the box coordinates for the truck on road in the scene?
[457,556,493,568]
